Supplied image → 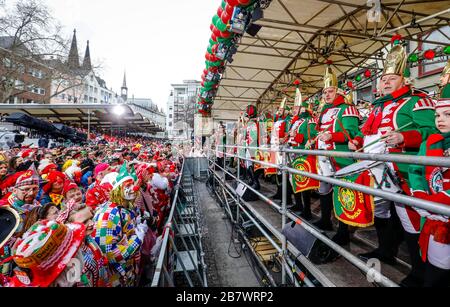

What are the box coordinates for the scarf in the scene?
[362,86,411,135]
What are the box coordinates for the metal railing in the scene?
[208,143,450,287]
[151,158,207,287]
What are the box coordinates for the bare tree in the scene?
[0,0,100,104]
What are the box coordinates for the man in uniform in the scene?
[287,81,318,219]
[270,98,293,206]
[244,105,261,190]
[349,39,437,286]
[215,121,226,169]
[314,65,361,246]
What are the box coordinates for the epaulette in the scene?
[342,105,360,118]
[412,96,435,111]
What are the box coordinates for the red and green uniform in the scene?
[257,112,273,173]
[215,127,226,158]
[354,85,438,233]
[408,132,450,269]
[317,94,360,169]
[245,118,259,167]
[270,113,292,167]
[288,112,320,193]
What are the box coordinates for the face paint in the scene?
[123,183,137,200]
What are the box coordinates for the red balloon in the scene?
[220,29,231,38]
[211,33,218,42]
[227,0,240,6]
[221,11,232,24]
[225,4,234,15]
[210,24,214,32]
[208,66,219,73]
[217,7,224,17]
[203,69,208,75]
[212,26,222,37]
[238,0,251,6]
[212,44,219,53]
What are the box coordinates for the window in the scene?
[62,94,66,100]
[14,80,24,90]
[94,98,97,103]
[169,122,172,127]
[418,26,450,77]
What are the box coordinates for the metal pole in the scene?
[87,109,90,141]
[281,148,287,285]
[236,152,241,224]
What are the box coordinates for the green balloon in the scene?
[212,15,220,26]
[215,19,227,32]
[217,36,231,43]
[207,46,213,54]
[221,0,226,9]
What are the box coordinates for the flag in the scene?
[264,151,277,176]
[333,170,375,227]
[289,155,320,193]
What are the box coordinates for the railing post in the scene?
[281,146,287,285]
[236,147,241,224]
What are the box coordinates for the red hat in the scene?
[12,220,85,287]
[15,169,39,188]
[42,171,66,194]
[63,181,78,196]
[20,149,34,160]
[85,185,109,209]
[94,163,109,178]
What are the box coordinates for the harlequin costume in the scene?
[287,84,319,219]
[91,163,143,287]
[408,62,450,286]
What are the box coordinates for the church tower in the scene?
[67,29,80,70]
[121,71,128,102]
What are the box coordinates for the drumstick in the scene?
[356,122,413,153]
[336,118,353,143]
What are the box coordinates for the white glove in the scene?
[143,211,151,219]
[135,223,148,241]
[427,215,449,223]
[136,215,142,225]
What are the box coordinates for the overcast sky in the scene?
[38,0,219,111]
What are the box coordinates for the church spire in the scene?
[121,71,128,101]
[82,40,92,72]
[68,29,80,70]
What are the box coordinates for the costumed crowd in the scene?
[0,136,181,287]
[215,39,450,287]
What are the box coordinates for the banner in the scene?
[289,155,320,193]
[264,151,277,176]
[333,171,375,227]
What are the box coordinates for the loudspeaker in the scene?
[282,222,336,264]
[246,24,262,36]
[235,182,259,201]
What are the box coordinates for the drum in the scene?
[317,139,335,177]
[317,156,335,177]
[335,160,400,217]
[335,160,400,194]
[363,133,387,154]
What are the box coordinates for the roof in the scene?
[211,0,450,120]
[0,103,164,133]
